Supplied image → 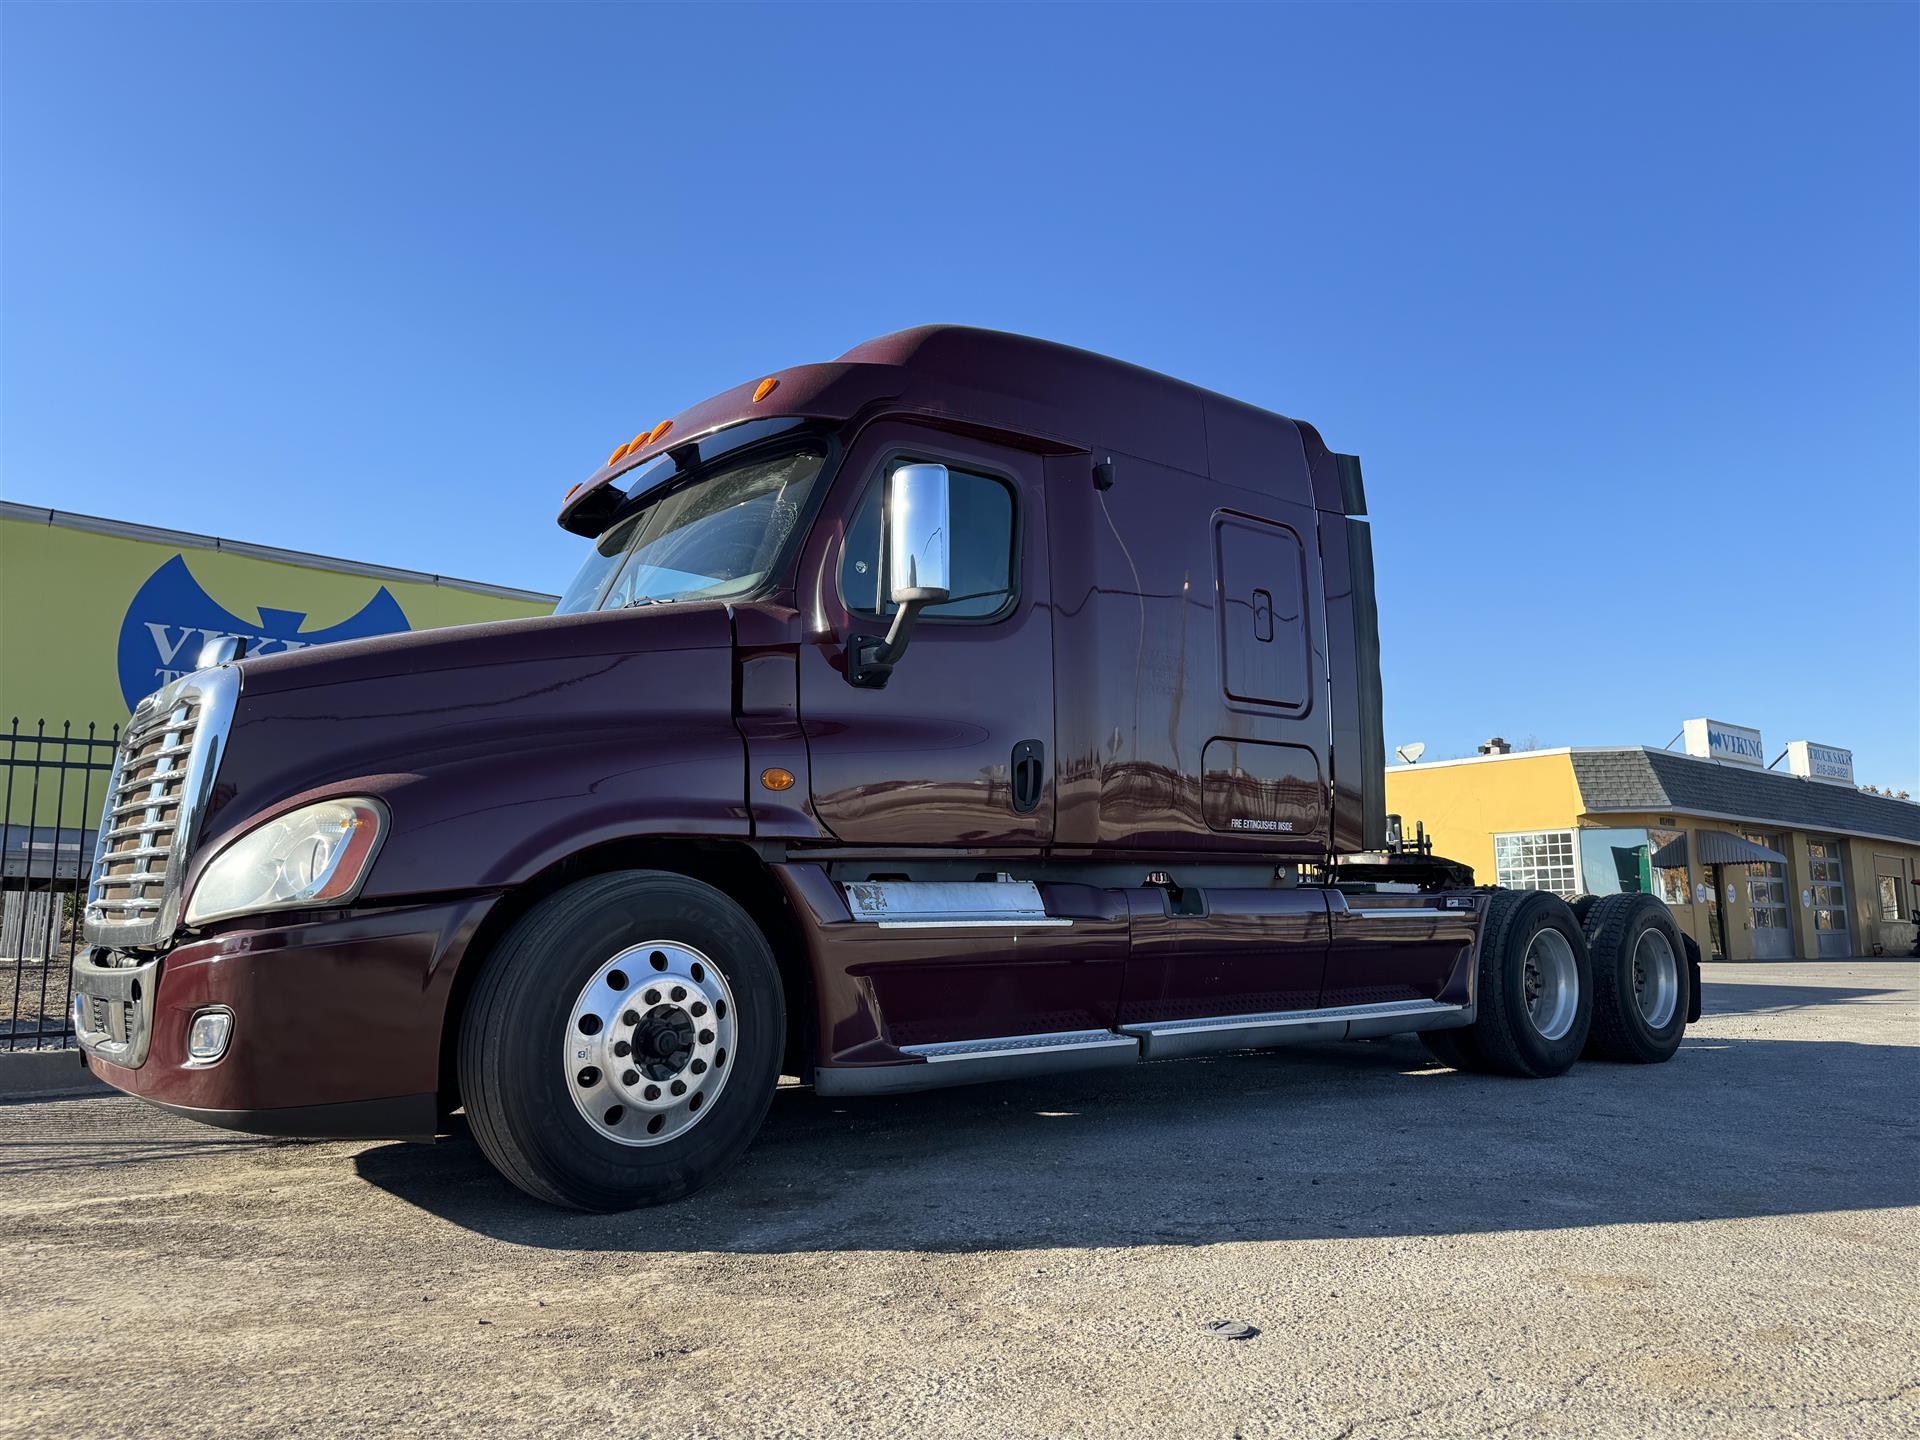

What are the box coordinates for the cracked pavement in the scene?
[3,960,1915,1438]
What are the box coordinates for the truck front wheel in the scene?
[1424,890,1593,1078]
[457,870,785,1210]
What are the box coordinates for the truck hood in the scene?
[189,602,746,881]
[236,603,731,698]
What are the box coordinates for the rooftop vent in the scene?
[1477,737,1512,756]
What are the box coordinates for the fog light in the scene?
[186,1008,233,1063]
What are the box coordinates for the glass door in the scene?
[1744,831,1793,959]
[1808,839,1852,958]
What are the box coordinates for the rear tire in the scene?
[1582,893,1689,1063]
[458,870,784,1210]
[1438,890,1592,1077]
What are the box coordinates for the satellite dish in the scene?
[1394,742,1426,764]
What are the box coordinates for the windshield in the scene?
[555,445,827,613]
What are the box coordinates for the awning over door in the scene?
[1650,830,1789,869]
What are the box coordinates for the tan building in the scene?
[1386,738,1920,962]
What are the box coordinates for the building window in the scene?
[1880,875,1907,923]
[1648,827,1689,905]
[1495,830,1577,898]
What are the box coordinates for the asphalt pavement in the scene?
[2,960,1915,1439]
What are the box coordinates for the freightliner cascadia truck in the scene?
[74,327,1700,1210]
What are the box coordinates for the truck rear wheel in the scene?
[457,870,784,1210]
[1581,892,1689,1063]
[1424,890,1592,1077]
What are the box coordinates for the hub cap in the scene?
[1521,926,1579,1042]
[564,941,737,1147]
[1631,928,1679,1029]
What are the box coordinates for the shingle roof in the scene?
[1571,749,1920,844]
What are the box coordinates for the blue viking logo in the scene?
[116,554,412,710]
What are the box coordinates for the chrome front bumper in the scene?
[71,953,161,1069]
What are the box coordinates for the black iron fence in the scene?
[3,719,120,1051]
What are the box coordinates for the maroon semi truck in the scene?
[73,327,1698,1210]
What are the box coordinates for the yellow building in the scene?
[0,502,555,866]
[1387,734,1920,962]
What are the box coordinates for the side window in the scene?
[840,464,1016,620]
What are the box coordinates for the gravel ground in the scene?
[2,960,1915,1439]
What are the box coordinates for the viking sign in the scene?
[116,554,412,710]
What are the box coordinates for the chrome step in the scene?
[814,1028,1137,1096]
[905,1029,1138,1062]
[1121,999,1466,1059]
[840,879,1072,929]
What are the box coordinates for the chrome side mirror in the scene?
[885,463,952,605]
[849,462,952,687]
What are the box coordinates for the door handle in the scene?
[1011,739,1044,814]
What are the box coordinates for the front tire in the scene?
[458,870,784,1210]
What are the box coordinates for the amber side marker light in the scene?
[760,767,796,792]
[753,376,779,402]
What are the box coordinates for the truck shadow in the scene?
[1701,981,1906,1015]
[353,1006,1919,1254]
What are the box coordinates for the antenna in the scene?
[1394,742,1426,764]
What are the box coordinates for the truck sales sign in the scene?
[1683,717,1765,768]
[1785,740,1855,786]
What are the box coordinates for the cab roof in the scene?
[560,326,1350,534]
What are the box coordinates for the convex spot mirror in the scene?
[885,463,952,606]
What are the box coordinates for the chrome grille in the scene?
[83,667,238,950]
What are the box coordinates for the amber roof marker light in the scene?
[753,377,779,403]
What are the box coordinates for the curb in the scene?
[0,1048,111,1101]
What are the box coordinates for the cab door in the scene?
[795,422,1053,847]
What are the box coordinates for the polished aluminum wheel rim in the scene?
[564,941,736,1147]
[1522,927,1579,1041]
[1632,928,1679,1029]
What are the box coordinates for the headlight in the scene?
[185,797,387,926]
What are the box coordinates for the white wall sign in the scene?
[1683,717,1765,768]
[1785,740,1854,786]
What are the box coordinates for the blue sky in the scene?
[4,3,1916,792]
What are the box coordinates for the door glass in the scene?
[1807,839,1851,948]
[841,466,1015,619]
[1744,831,1788,930]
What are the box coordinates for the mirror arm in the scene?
[847,599,926,688]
